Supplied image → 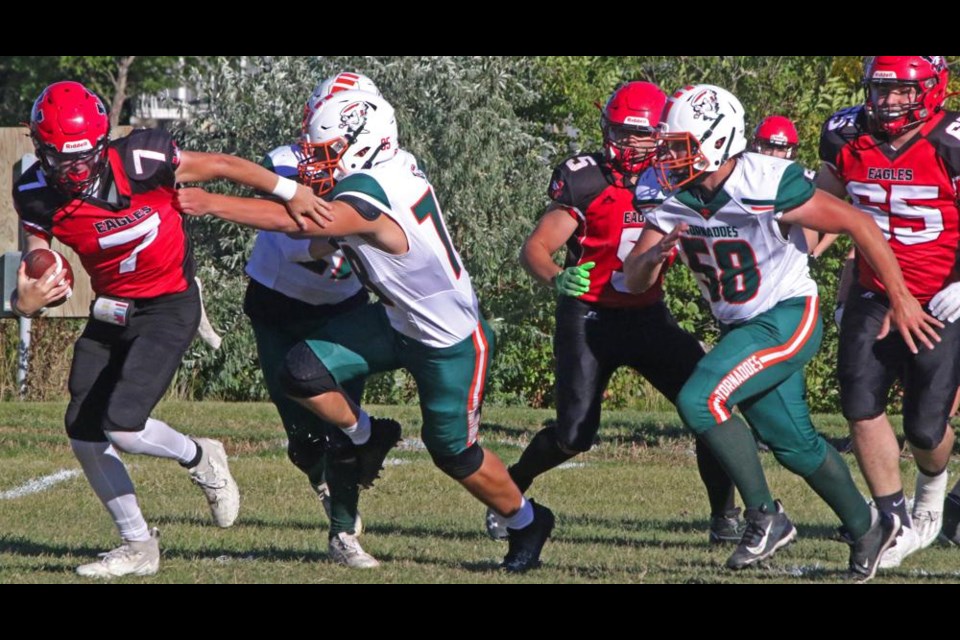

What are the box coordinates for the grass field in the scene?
[1,401,958,583]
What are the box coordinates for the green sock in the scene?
[803,444,871,539]
[700,416,775,511]
[325,453,361,536]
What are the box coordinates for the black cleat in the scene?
[501,501,555,573]
[726,500,797,570]
[355,418,402,489]
[709,507,745,545]
[848,509,900,582]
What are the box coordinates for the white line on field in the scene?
[0,469,82,500]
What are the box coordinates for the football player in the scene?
[243,72,381,567]
[11,80,325,578]
[624,83,940,581]
[178,90,556,573]
[818,56,960,563]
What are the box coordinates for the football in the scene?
[23,248,74,307]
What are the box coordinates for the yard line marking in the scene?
[0,469,82,500]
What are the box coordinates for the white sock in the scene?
[105,418,198,464]
[504,497,534,530]
[70,439,150,542]
[915,468,949,513]
[342,410,371,446]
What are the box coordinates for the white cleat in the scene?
[879,524,922,569]
[77,528,160,578]
[912,508,943,549]
[189,438,240,527]
[313,482,363,535]
[328,532,379,568]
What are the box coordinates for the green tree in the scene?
[0,56,199,127]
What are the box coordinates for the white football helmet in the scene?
[302,72,381,130]
[299,89,399,194]
[655,84,747,191]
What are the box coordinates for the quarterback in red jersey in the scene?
[818,56,960,565]
[11,81,325,578]
[485,81,738,544]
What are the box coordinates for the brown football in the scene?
[23,248,74,307]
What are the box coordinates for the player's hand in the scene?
[878,294,943,354]
[555,262,595,298]
[175,187,214,217]
[15,261,69,315]
[929,281,960,323]
[650,223,688,263]
[284,183,334,231]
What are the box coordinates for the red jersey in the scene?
[13,129,194,299]
[547,152,666,308]
[820,106,960,302]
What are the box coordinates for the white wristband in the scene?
[271,176,299,202]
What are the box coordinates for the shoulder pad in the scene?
[262,144,303,179]
[548,152,610,209]
[820,105,869,165]
[115,129,179,186]
[925,110,960,178]
[12,162,67,228]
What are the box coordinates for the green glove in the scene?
[554,261,595,297]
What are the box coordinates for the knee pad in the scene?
[431,443,484,480]
[904,419,949,452]
[287,433,328,476]
[279,342,338,398]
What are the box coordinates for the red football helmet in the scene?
[599,81,666,175]
[752,115,799,159]
[29,81,110,195]
[864,56,949,136]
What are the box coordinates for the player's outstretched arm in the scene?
[176,151,330,231]
[780,189,942,353]
[177,187,380,239]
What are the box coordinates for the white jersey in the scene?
[645,153,818,323]
[245,144,362,305]
[330,150,480,348]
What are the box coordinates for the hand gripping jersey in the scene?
[245,144,361,305]
[329,150,480,348]
[820,106,960,303]
[645,153,818,323]
[548,152,666,307]
[13,129,193,299]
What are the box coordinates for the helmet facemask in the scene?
[866,79,934,136]
[298,136,349,196]
[35,138,109,196]
[654,132,711,191]
[602,120,658,175]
